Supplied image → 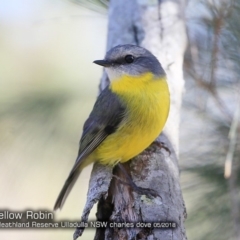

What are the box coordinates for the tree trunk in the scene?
[74,0,187,239]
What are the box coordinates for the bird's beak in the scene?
[93,60,112,67]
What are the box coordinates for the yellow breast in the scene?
[95,72,170,165]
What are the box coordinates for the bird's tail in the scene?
[53,168,81,211]
[53,158,93,211]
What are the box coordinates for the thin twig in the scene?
[224,96,239,178]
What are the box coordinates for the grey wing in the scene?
[54,87,126,210]
[71,87,126,174]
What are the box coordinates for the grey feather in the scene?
[54,87,126,210]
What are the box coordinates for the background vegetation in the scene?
[0,0,239,240]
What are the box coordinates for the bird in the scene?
[54,44,170,211]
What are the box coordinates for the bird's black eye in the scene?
[125,55,134,63]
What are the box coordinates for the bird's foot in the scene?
[129,181,159,198]
[112,174,158,198]
[113,163,160,199]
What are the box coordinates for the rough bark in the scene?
[74,0,187,239]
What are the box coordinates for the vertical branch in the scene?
[74,0,187,239]
[225,99,240,239]
[97,0,187,239]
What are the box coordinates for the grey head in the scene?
[93,44,165,80]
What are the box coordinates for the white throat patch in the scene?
[106,68,124,82]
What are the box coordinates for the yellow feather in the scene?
[94,72,170,165]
